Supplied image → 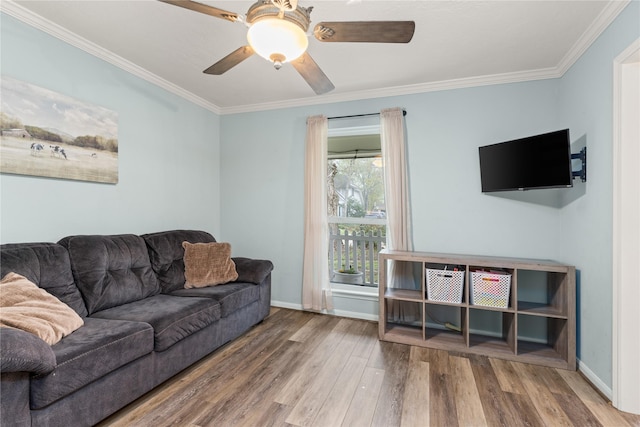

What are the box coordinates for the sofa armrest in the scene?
[232,258,274,285]
[0,328,56,375]
[1,371,31,427]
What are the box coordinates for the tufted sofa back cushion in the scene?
[141,230,216,293]
[0,242,88,317]
[58,234,160,315]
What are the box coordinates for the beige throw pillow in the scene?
[182,241,238,288]
[0,272,84,345]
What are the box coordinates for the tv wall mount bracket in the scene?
[572,147,587,182]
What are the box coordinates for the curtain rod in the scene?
[327,110,406,120]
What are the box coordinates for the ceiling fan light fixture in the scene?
[163,0,414,95]
[247,18,308,66]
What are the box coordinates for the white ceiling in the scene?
[1,0,629,114]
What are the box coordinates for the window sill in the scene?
[330,282,379,301]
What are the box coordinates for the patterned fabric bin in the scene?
[470,271,511,308]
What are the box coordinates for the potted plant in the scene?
[332,265,364,285]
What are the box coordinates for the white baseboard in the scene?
[577,358,612,400]
[331,309,378,322]
[270,300,378,322]
[270,300,303,311]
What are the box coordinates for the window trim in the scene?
[328,124,380,138]
[328,123,386,291]
[330,282,379,301]
[327,217,386,226]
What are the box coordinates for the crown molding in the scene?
[220,1,631,115]
[2,0,630,116]
[219,66,563,115]
[555,0,631,75]
[0,0,222,115]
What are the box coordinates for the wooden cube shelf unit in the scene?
[378,250,576,370]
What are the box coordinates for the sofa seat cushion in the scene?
[90,294,221,352]
[142,230,216,293]
[170,282,259,318]
[30,317,153,410]
[59,234,160,315]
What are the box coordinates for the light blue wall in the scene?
[221,81,565,306]
[401,82,566,256]
[220,3,639,390]
[558,1,640,390]
[0,14,221,243]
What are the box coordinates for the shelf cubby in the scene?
[468,308,516,355]
[378,250,576,370]
[516,314,572,368]
[517,269,569,318]
[382,300,423,343]
[422,303,466,350]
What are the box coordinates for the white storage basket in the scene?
[471,271,511,308]
[426,268,464,303]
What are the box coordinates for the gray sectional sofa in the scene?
[0,230,273,427]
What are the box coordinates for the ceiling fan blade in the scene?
[314,21,415,43]
[291,52,335,95]
[203,46,255,75]
[158,0,239,22]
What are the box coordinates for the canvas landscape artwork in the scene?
[0,76,118,184]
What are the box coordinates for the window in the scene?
[327,128,386,287]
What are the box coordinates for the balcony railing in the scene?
[328,217,386,287]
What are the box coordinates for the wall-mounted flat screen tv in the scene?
[479,129,573,192]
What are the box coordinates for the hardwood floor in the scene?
[98,308,640,427]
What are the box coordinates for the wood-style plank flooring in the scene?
[98,308,640,427]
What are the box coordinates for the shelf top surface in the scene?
[379,249,574,271]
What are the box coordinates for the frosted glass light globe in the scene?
[247,18,308,64]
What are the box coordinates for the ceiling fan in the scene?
[159,0,415,95]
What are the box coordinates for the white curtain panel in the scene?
[302,115,333,311]
[381,108,418,321]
